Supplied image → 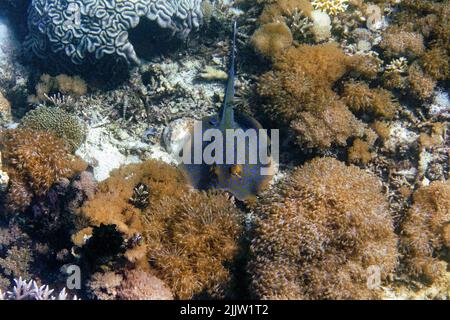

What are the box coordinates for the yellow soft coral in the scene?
[311,0,348,15]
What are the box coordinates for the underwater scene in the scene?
[0,0,448,302]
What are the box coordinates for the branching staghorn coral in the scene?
[0,277,78,300]
[311,0,348,16]
[25,0,204,65]
[249,157,398,299]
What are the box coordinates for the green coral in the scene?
[20,106,86,152]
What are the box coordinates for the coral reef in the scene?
[0,128,77,212]
[310,9,331,42]
[400,181,450,281]
[20,105,86,152]
[0,0,447,302]
[25,0,204,65]
[407,64,436,100]
[143,190,243,299]
[258,0,313,24]
[78,160,244,299]
[255,0,314,42]
[76,160,187,251]
[256,44,367,149]
[249,157,398,299]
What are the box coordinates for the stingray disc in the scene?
[180,113,275,201]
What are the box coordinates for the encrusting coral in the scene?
[400,181,450,282]
[20,105,86,152]
[249,157,398,299]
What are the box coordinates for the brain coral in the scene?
[249,157,398,299]
[24,0,204,65]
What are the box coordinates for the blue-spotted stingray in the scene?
[181,22,274,201]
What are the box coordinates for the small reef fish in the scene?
[181,21,274,201]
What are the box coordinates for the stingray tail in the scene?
[220,21,237,127]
